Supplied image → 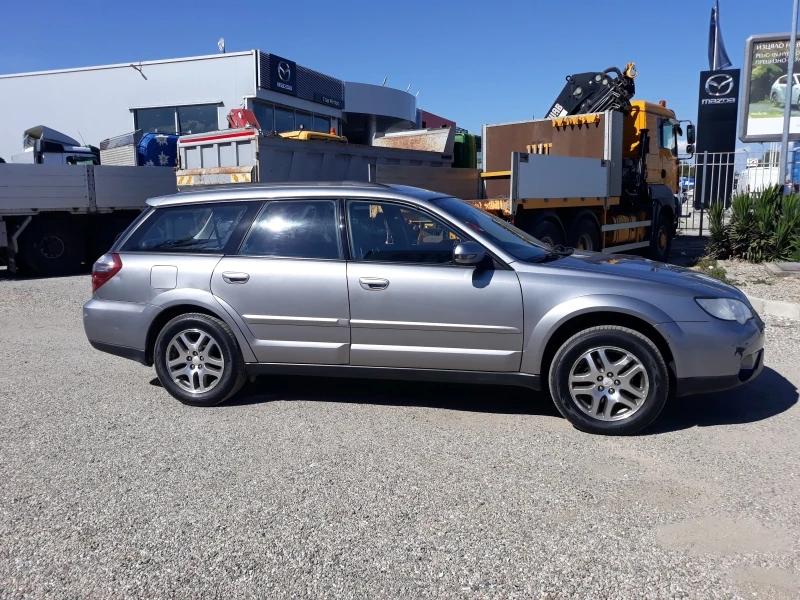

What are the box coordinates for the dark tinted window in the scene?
[295,111,313,131]
[313,115,331,133]
[240,200,341,259]
[347,201,462,264]
[275,107,295,133]
[135,107,176,134]
[178,105,219,134]
[120,203,249,253]
[253,102,274,130]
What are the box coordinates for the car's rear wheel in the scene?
[772,92,781,107]
[548,326,669,435]
[154,313,247,407]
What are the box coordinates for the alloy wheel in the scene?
[567,346,650,421]
[165,329,225,394]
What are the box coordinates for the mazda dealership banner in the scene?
[696,68,740,208]
[740,33,800,142]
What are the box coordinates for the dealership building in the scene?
[0,50,446,160]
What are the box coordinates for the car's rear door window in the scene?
[239,200,341,259]
[120,202,256,253]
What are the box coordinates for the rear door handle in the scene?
[222,271,250,284]
[359,277,389,291]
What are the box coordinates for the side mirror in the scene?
[453,241,486,266]
[686,144,695,155]
[686,123,696,145]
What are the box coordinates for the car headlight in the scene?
[695,298,753,324]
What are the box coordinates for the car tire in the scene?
[648,213,672,262]
[772,92,780,107]
[548,326,669,435]
[154,313,247,407]
[530,218,565,248]
[567,217,601,251]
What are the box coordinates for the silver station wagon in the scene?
[83,183,764,435]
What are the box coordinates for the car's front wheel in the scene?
[154,313,247,406]
[548,326,669,435]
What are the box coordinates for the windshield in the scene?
[432,197,549,262]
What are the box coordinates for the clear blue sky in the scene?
[0,0,795,142]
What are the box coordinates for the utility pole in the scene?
[779,0,800,190]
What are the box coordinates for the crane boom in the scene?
[545,63,638,119]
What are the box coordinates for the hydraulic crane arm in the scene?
[545,63,637,119]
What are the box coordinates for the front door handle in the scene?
[222,271,250,284]
[359,277,389,291]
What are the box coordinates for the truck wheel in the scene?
[548,326,669,435]
[530,218,565,248]
[20,219,83,276]
[567,217,601,251]
[648,214,672,262]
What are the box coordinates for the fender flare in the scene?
[147,288,258,363]
[520,294,675,376]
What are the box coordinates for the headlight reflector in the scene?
[695,298,753,324]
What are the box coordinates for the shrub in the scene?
[706,201,730,259]
[711,185,800,263]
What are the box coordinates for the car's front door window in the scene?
[346,200,462,264]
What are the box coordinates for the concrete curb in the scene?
[764,263,800,278]
[746,295,800,320]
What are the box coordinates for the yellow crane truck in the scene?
[371,63,695,262]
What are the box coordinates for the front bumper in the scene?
[660,313,766,397]
[675,348,764,396]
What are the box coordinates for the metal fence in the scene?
[677,144,785,237]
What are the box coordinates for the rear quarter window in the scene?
[119,202,257,253]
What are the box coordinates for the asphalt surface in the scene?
[1,273,799,599]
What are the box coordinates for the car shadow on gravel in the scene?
[642,367,798,435]
[151,366,795,431]
[219,375,562,417]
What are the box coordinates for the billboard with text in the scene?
[740,33,800,142]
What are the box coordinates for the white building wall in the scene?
[344,82,416,121]
[0,52,257,160]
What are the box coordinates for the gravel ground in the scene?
[717,260,800,304]
[1,274,799,599]
[718,259,800,305]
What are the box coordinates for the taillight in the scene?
[92,253,122,292]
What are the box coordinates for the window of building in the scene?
[251,101,335,134]
[313,115,331,133]
[252,102,274,131]
[178,105,219,134]
[121,203,250,253]
[135,107,177,134]
[240,200,341,259]
[295,111,314,131]
[275,106,296,133]
[134,104,219,135]
[347,201,462,264]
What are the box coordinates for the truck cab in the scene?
[624,100,680,193]
[10,125,99,165]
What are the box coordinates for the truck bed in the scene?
[176,129,454,187]
[0,164,177,214]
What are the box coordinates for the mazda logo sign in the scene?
[705,74,734,97]
[278,61,291,82]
